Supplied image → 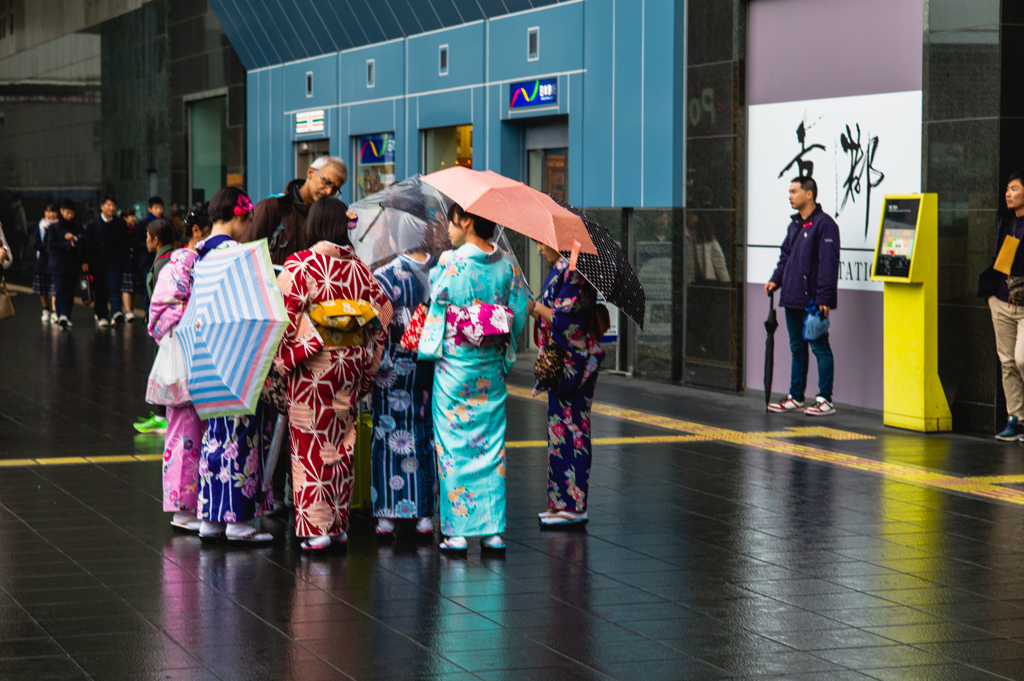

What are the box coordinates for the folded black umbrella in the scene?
[550,198,646,330]
[764,291,778,408]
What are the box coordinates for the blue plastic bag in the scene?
[802,300,830,341]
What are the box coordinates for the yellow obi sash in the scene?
[307,299,381,347]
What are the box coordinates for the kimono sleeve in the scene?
[273,255,322,376]
[147,253,191,341]
[549,270,597,395]
[507,260,530,339]
[360,270,394,398]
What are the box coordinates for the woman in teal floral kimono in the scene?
[530,243,608,527]
[420,204,529,552]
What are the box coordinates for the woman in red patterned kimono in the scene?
[273,199,393,550]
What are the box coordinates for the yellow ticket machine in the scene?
[870,194,951,432]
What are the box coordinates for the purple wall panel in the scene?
[745,284,885,410]
[747,0,924,105]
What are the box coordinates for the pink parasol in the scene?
[420,166,597,255]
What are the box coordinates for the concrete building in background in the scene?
[0,0,245,220]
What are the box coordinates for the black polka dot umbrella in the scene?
[550,198,646,330]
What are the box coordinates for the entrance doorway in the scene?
[295,139,330,178]
[422,124,472,173]
[188,96,227,204]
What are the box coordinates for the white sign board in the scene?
[295,109,325,135]
[747,90,922,291]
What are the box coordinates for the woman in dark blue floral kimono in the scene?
[529,243,609,527]
[371,252,438,536]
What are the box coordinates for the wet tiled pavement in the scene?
[5,291,1024,679]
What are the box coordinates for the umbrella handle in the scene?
[769,290,774,310]
[357,205,385,244]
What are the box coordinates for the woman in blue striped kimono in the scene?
[421,204,529,552]
[371,252,438,535]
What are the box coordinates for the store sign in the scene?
[746,90,922,292]
[295,109,324,135]
[359,133,395,164]
[509,78,557,110]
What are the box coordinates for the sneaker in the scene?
[50,311,59,324]
[995,416,1022,442]
[804,396,836,417]
[96,316,109,328]
[111,311,125,327]
[125,311,137,323]
[767,395,805,413]
[133,412,167,434]
[58,315,71,329]
[41,309,51,322]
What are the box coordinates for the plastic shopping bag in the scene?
[802,301,830,341]
[146,331,191,406]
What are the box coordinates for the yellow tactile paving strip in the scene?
[6,384,1024,507]
[504,385,1024,507]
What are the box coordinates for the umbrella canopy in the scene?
[349,178,450,271]
[177,240,288,419]
[349,177,530,290]
[763,291,778,408]
[420,166,597,255]
[550,197,646,330]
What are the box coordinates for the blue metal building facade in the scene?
[209,0,699,383]
[208,0,686,209]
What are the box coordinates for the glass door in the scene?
[188,96,227,204]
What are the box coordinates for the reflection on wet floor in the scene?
[5,294,1024,679]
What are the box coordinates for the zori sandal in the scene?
[481,535,506,551]
[226,529,273,543]
[539,511,588,527]
[439,536,468,552]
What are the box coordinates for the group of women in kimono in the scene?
[148,183,608,552]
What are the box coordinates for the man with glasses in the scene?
[244,155,348,265]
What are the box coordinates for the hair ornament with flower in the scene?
[347,209,358,230]
[233,193,254,217]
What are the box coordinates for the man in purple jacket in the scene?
[764,176,841,416]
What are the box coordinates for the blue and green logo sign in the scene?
[510,78,557,110]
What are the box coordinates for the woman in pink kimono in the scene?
[274,199,393,550]
[147,202,212,531]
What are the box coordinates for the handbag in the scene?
[1008,276,1024,306]
[0,278,14,320]
[399,303,429,352]
[78,272,94,306]
[146,331,191,406]
[533,341,566,390]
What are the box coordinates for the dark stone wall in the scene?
[99,0,245,212]
[925,0,1018,433]
[99,0,171,208]
[169,0,247,206]
[684,0,746,391]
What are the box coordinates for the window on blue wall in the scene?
[354,133,396,201]
[305,71,313,98]
[366,59,375,88]
[439,45,448,76]
[528,27,539,61]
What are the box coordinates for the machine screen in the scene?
[874,199,920,278]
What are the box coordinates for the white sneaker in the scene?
[50,311,59,324]
[125,311,137,323]
[96,316,109,328]
[58,315,71,329]
[41,309,51,322]
[805,396,836,417]
[415,517,434,534]
[111,311,124,326]
[767,395,805,413]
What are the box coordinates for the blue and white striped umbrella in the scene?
[177,239,288,419]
